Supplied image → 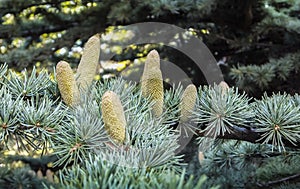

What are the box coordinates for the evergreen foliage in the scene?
[192,140,300,189]
[1,46,300,187]
[57,155,216,189]
[195,84,254,138]
[229,52,300,93]
[0,0,300,188]
[254,93,300,152]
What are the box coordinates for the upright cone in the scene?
[76,34,100,90]
[141,50,164,117]
[101,91,126,143]
[141,50,161,97]
[144,50,160,70]
[143,68,164,117]
[218,81,229,95]
[179,84,197,122]
[56,61,80,106]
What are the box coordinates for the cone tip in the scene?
[88,34,100,44]
[56,61,71,70]
[148,49,159,57]
[218,81,229,89]
[186,84,197,91]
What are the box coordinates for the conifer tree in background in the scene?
[0,0,300,188]
[0,0,299,95]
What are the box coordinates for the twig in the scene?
[257,173,300,187]
[196,124,300,149]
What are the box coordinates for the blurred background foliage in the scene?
[1,0,299,97]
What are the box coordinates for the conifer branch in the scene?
[230,51,300,92]
[257,173,300,188]
[196,126,300,149]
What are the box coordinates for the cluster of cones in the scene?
[56,35,230,165]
